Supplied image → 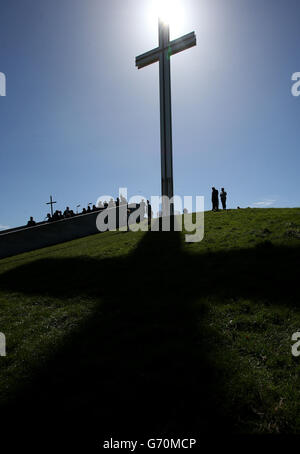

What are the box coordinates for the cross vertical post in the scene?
[136,19,196,218]
[46,195,57,217]
[158,19,174,217]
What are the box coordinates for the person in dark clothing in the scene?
[27,216,36,227]
[220,188,227,210]
[140,199,146,221]
[63,206,71,218]
[52,210,59,221]
[211,187,219,211]
[147,200,152,228]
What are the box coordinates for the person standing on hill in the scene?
[211,187,219,211]
[220,188,227,210]
[147,199,152,228]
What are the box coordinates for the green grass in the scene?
[0,207,300,440]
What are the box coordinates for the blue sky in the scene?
[0,0,300,228]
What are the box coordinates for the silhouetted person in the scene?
[108,198,115,209]
[147,200,152,227]
[52,210,61,221]
[120,194,127,205]
[220,188,227,210]
[64,206,71,218]
[87,205,91,213]
[27,216,36,227]
[140,199,146,220]
[82,208,87,214]
[211,187,219,211]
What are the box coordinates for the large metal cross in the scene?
[136,19,196,216]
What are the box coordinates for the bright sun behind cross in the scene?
[150,0,185,33]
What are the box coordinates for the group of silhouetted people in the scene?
[27,189,227,229]
[46,204,101,222]
[212,187,227,211]
[27,196,153,229]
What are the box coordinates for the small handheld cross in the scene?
[46,195,57,217]
[136,19,196,216]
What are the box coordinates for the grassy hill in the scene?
[0,207,300,443]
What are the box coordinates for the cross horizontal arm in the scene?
[136,46,160,69]
[135,31,196,69]
[169,31,196,57]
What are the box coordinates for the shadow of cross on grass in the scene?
[0,228,300,446]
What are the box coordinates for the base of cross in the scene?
[157,214,177,232]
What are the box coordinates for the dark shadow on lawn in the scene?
[0,232,299,447]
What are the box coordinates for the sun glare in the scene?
[150,0,185,33]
